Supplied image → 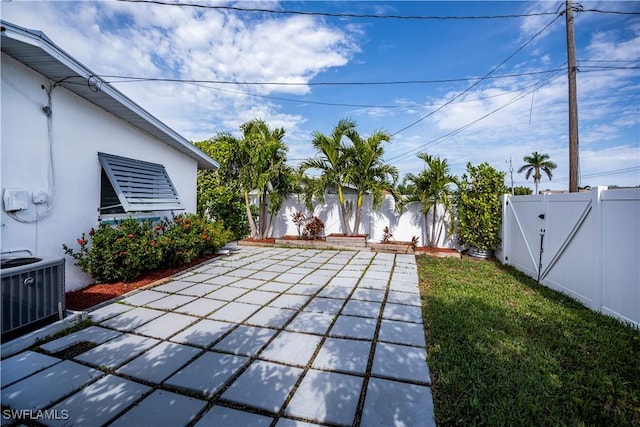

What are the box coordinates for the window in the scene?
[98,152,183,213]
[100,168,126,214]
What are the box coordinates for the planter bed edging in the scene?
[241,236,460,258]
[367,242,415,254]
[326,234,368,248]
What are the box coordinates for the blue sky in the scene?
[2,1,639,190]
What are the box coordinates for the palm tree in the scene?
[238,119,293,239]
[300,119,359,235]
[517,152,557,194]
[344,129,398,235]
[403,153,455,247]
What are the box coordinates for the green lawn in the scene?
[417,255,640,426]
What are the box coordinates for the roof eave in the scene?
[0,21,218,170]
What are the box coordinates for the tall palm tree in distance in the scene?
[518,152,557,194]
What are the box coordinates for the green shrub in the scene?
[204,219,234,254]
[196,135,250,240]
[64,214,233,283]
[157,213,233,268]
[63,218,162,283]
[455,162,507,251]
[513,185,533,195]
[198,181,248,240]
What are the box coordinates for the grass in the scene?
[30,319,94,349]
[417,255,640,426]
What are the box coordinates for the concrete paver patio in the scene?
[1,246,436,426]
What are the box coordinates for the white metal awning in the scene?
[98,152,184,212]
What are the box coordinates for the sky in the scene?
[2,0,639,191]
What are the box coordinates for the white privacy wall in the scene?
[268,194,458,248]
[500,187,640,328]
[1,54,198,291]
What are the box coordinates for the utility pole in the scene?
[507,157,514,195]
[566,0,580,192]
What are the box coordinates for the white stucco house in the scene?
[1,21,219,291]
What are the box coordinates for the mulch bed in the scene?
[65,254,220,311]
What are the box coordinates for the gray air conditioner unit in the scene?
[1,256,65,339]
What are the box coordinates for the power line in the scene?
[177,76,564,109]
[514,166,640,184]
[115,0,560,20]
[385,71,566,164]
[577,65,640,70]
[580,9,640,16]
[62,66,630,110]
[115,1,640,19]
[577,166,640,179]
[100,68,567,87]
[389,12,564,137]
[577,59,640,63]
[183,82,412,108]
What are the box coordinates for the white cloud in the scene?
[1,0,359,146]
[2,1,636,189]
[519,1,564,42]
[584,29,640,61]
[379,14,639,190]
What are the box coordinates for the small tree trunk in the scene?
[263,216,272,240]
[337,186,352,236]
[257,194,262,237]
[435,209,446,248]
[258,193,268,238]
[244,191,259,238]
[341,204,353,236]
[353,192,363,236]
[431,205,437,247]
[423,213,429,247]
[263,198,273,240]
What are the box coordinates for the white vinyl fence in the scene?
[267,194,457,248]
[499,187,640,328]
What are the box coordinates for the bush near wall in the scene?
[156,214,231,268]
[64,214,232,283]
[455,162,507,251]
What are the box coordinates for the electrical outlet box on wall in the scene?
[33,191,49,204]
[3,189,30,212]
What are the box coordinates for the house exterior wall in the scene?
[1,54,198,291]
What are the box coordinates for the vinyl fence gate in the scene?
[500,187,640,328]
